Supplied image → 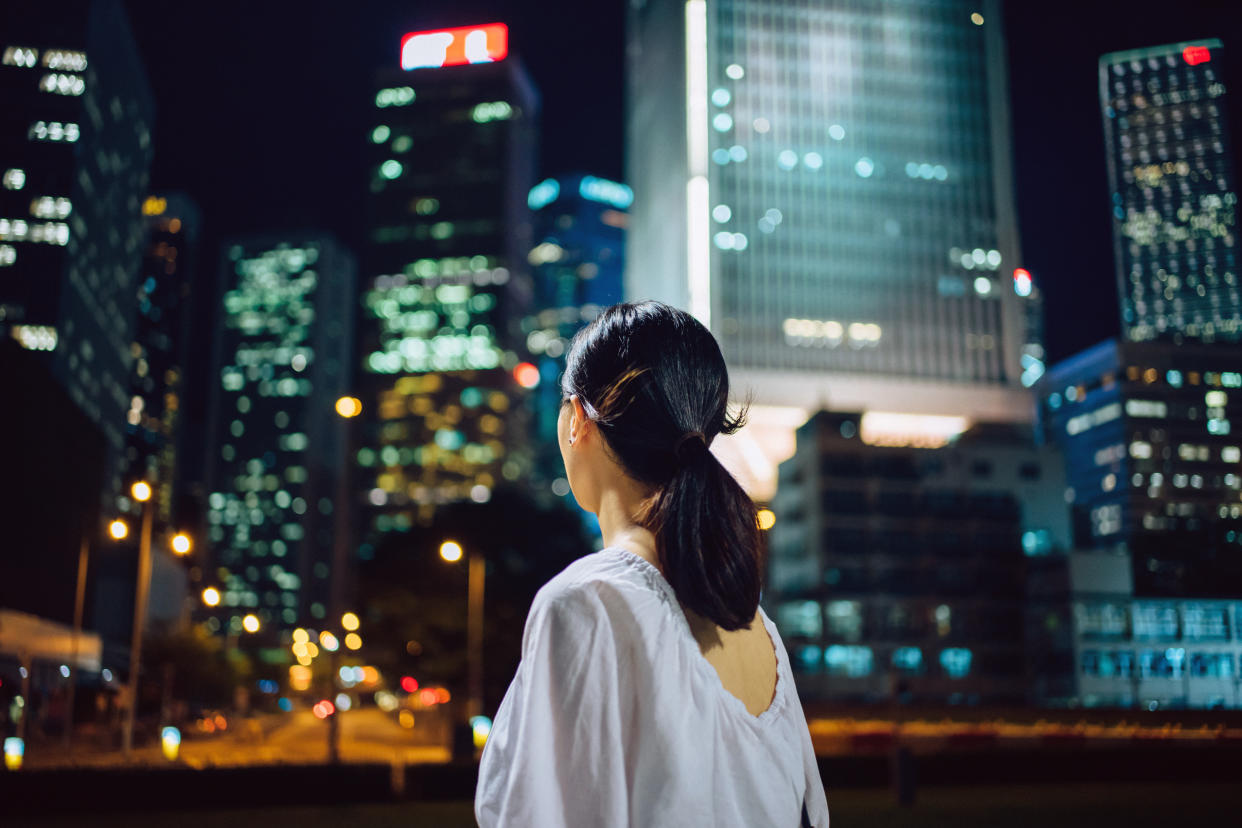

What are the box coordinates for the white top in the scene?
[476,547,830,827]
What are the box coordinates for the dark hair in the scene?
[562,301,762,630]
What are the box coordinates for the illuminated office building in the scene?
[626,0,1041,498]
[525,174,628,489]
[204,237,356,632]
[1031,339,1242,708]
[360,23,538,537]
[766,410,1068,704]
[0,1,154,510]
[1100,40,1239,343]
[121,193,199,529]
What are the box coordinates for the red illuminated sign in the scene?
[1183,45,1211,66]
[401,23,508,70]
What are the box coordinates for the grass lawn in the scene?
[11,782,1234,827]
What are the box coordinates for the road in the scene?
[22,707,452,769]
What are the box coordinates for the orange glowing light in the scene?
[419,688,438,706]
[513,362,540,389]
[109,519,129,540]
[335,396,362,418]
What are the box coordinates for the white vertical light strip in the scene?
[685,0,710,327]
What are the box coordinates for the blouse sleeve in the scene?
[476,584,632,827]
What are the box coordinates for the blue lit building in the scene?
[1029,339,1242,708]
[0,0,154,514]
[360,23,539,537]
[1100,40,1239,344]
[204,236,356,633]
[766,410,1068,705]
[525,174,628,489]
[627,1,1042,500]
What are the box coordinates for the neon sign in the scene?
[1182,45,1211,66]
[401,24,508,70]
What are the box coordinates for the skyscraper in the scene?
[525,174,628,490]
[204,236,356,633]
[0,0,154,511]
[626,0,1040,496]
[359,23,538,540]
[1100,40,1238,344]
[124,193,200,530]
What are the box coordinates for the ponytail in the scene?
[562,301,764,631]
[642,444,761,631]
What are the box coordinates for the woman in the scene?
[476,301,829,827]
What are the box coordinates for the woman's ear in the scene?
[568,395,591,445]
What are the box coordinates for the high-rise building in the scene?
[525,174,628,489]
[359,22,538,541]
[765,410,1067,705]
[0,1,154,511]
[204,236,356,633]
[1037,339,1242,598]
[1100,40,1238,344]
[626,0,1041,497]
[123,193,199,529]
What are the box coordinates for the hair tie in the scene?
[674,430,708,462]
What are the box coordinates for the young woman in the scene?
[476,301,829,827]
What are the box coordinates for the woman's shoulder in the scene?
[527,548,673,637]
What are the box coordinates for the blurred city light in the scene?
[513,361,540,388]
[334,693,352,711]
[440,540,463,562]
[242,613,261,633]
[312,699,335,719]
[344,632,362,651]
[292,628,309,644]
[341,611,360,631]
[201,587,220,607]
[401,675,418,693]
[319,630,339,652]
[4,737,23,770]
[335,396,362,418]
[471,715,492,748]
[170,533,191,555]
[108,519,128,540]
[289,664,312,692]
[130,480,151,502]
[859,411,970,449]
[398,710,415,729]
[160,726,180,761]
[757,509,776,531]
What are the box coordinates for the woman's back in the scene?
[475,548,830,827]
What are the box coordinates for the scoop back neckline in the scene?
[598,546,788,725]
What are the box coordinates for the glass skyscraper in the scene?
[204,236,356,633]
[1100,40,1237,344]
[525,174,628,490]
[359,24,538,539]
[0,0,154,512]
[627,0,1040,495]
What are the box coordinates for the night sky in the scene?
[119,0,1242,448]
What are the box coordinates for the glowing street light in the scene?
[344,633,362,651]
[319,631,340,652]
[341,612,360,632]
[242,614,261,634]
[757,509,776,531]
[440,540,463,563]
[201,587,221,607]
[335,396,362,418]
[170,533,192,555]
[109,519,129,540]
[131,481,152,502]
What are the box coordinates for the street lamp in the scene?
[201,587,221,607]
[109,519,129,540]
[122,480,155,756]
[242,613,261,634]
[441,539,486,735]
[170,533,192,556]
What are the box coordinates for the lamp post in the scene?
[63,531,90,749]
[328,397,361,763]
[440,540,485,725]
[122,480,154,756]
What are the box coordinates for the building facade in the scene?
[358,23,539,544]
[1100,40,1238,344]
[525,174,628,489]
[204,236,356,634]
[0,0,154,512]
[766,410,1068,705]
[626,0,1042,498]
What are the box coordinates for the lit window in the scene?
[854,157,874,178]
[711,87,730,106]
[380,160,403,180]
[825,645,872,677]
[712,113,733,132]
[828,124,845,141]
[370,125,390,144]
[38,73,85,96]
[891,647,923,674]
[711,204,731,223]
[776,601,822,638]
[803,152,823,170]
[725,63,744,80]
[2,47,38,68]
[3,169,26,190]
[777,150,798,170]
[939,648,972,678]
[42,50,86,71]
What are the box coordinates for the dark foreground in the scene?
[10,782,1236,827]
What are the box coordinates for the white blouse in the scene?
[476,547,830,827]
